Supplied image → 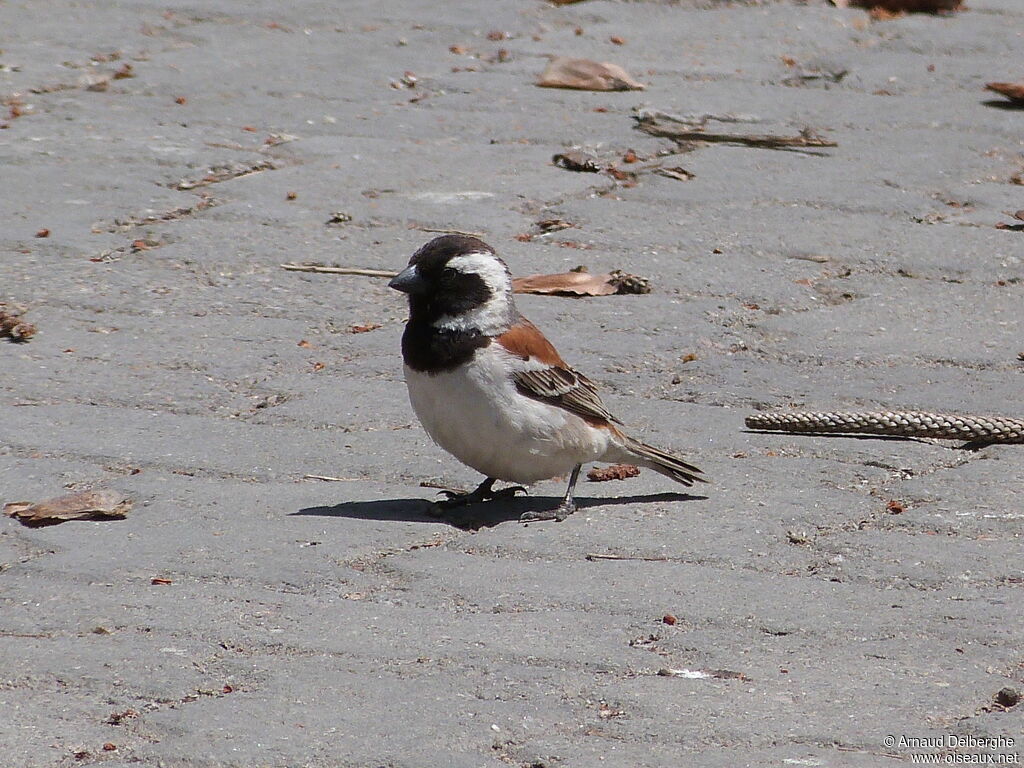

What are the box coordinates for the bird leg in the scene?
[435,477,527,508]
[520,464,581,523]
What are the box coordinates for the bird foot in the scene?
[519,499,576,523]
[435,483,527,509]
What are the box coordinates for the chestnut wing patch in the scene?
[513,366,622,425]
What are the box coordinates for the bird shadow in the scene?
[292,491,707,530]
[981,99,1024,112]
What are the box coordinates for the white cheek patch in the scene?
[433,251,514,336]
[446,252,512,296]
[434,295,511,335]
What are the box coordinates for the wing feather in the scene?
[513,366,622,425]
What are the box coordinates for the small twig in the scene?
[634,108,763,126]
[643,125,836,149]
[203,141,265,153]
[419,480,468,494]
[302,474,359,482]
[585,553,670,562]
[635,113,836,150]
[409,226,486,238]
[281,263,398,278]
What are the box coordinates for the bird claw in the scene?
[435,483,527,508]
[519,499,576,524]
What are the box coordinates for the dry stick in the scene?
[411,226,486,238]
[585,553,670,562]
[281,263,398,278]
[636,118,837,150]
[303,474,359,482]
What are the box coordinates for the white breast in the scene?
[404,345,612,484]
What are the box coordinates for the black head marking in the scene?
[395,236,511,373]
[408,235,494,269]
[395,235,510,324]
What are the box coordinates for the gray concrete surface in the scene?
[2,0,1023,766]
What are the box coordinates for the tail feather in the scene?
[618,434,706,487]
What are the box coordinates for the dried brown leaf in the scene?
[513,271,617,296]
[986,82,1024,105]
[4,489,131,527]
[587,463,641,482]
[512,269,650,297]
[537,57,645,91]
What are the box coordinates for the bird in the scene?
[388,234,706,522]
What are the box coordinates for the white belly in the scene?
[404,346,611,483]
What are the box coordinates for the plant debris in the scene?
[102,195,217,232]
[635,110,836,151]
[348,323,382,334]
[408,226,487,238]
[171,160,278,191]
[552,150,601,172]
[326,211,353,226]
[536,218,574,233]
[537,57,645,91]
[786,530,811,545]
[985,82,1024,106]
[653,166,695,182]
[781,63,849,87]
[511,269,650,296]
[303,474,359,482]
[587,463,641,482]
[4,489,131,527]
[280,263,398,278]
[655,668,750,681]
[829,0,962,11]
[0,305,36,342]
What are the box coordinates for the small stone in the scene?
[995,686,1021,708]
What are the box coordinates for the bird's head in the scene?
[389,235,515,335]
